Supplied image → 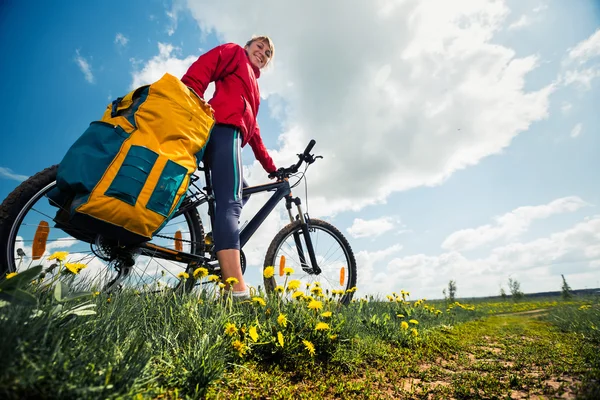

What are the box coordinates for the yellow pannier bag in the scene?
[48,73,214,244]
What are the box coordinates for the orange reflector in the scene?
[32,221,50,260]
[340,267,345,286]
[174,230,183,251]
[279,255,286,277]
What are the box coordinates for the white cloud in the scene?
[360,214,600,298]
[570,123,582,138]
[0,167,28,182]
[74,50,94,83]
[131,43,198,89]
[566,28,600,65]
[442,196,590,252]
[507,15,530,31]
[560,102,572,114]
[115,33,129,47]
[561,28,600,90]
[178,0,554,216]
[347,217,398,239]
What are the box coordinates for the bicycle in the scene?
[0,140,358,303]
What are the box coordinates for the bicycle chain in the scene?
[154,233,200,245]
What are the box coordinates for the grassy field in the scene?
[0,262,599,399]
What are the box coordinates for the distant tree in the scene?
[443,280,457,302]
[561,274,573,300]
[499,286,507,301]
[508,277,524,301]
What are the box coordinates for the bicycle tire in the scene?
[263,218,357,304]
[0,165,205,293]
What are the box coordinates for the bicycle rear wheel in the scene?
[0,165,205,293]
[263,219,357,304]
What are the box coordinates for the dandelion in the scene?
[263,266,275,278]
[6,272,17,279]
[321,311,332,318]
[177,271,190,280]
[274,285,284,293]
[292,291,304,300]
[207,274,219,282]
[308,300,323,310]
[283,267,294,276]
[277,331,284,347]
[409,319,419,325]
[329,334,337,340]
[48,251,68,262]
[226,277,239,286]
[315,322,330,331]
[93,291,100,297]
[411,328,418,337]
[397,314,405,318]
[249,326,259,342]
[401,321,409,330]
[232,340,248,357]
[252,297,266,306]
[64,263,87,274]
[277,313,288,327]
[224,322,238,336]
[218,283,226,290]
[287,279,301,291]
[310,287,323,296]
[107,298,111,303]
[302,339,316,356]
[193,267,208,279]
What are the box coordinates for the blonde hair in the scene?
[245,35,275,64]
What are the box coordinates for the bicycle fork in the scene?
[285,195,321,275]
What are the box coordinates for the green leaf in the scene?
[70,309,97,316]
[54,281,68,302]
[0,265,43,290]
[63,291,93,302]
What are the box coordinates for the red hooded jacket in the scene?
[181,43,276,173]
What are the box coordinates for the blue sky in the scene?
[1,0,599,298]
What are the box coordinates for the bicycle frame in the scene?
[139,165,321,274]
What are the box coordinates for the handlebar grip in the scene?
[303,139,316,156]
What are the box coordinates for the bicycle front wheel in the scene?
[0,165,205,293]
[263,219,357,304]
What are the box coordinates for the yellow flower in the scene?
[193,267,208,279]
[107,298,111,303]
[396,314,405,318]
[65,263,87,275]
[6,272,18,279]
[226,277,239,286]
[307,300,323,310]
[411,328,418,337]
[252,297,266,306]
[249,326,259,342]
[263,266,275,278]
[321,311,332,318]
[218,283,226,289]
[283,267,294,276]
[292,291,304,300]
[93,291,100,297]
[48,251,68,262]
[274,285,284,293]
[286,280,301,291]
[302,339,316,356]
[315,322,330,331]
[310,287,323,296]
[409,319,419,325]
[224,322,238,336]
[401,321,409,330]
[329,334,338,341]
[277,313,288,327]
[277,331,284,347]
[177,271,190,279]
[232,340,248,356]
[207,274,220,282]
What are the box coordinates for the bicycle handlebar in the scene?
[268,139,321,180]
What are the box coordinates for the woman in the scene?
[181,36,277,299]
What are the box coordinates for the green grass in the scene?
[1,269,599,399]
